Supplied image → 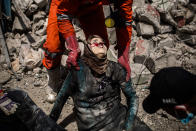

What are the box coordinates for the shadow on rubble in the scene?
[59,112,76,128]
[133,116,152,131]
[58,112,152,131]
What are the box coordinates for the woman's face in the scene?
[88,37,107,59]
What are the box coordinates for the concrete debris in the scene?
[0,71,11,84]
[135,4,161,32]
[14,0,33,13]
[19,44,44,70]
[136,22,154,37]
[11,58,21,72]
[33,11,46,23]
[34,0,48,8]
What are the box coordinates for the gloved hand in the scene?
[65,35,80,70]
[0,93,18,115]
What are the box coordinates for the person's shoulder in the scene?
[107,60,126,73]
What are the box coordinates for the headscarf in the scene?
[81,44,108,74]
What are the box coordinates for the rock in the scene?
[6,37,21,53]
[185,9,195,24]
[158,37,175,48]
[133,55,155,74]
[33,11,46,23]
[33,20,47,36]
[26,4,39,16]
[0,71,11,84]
[135,39,153,56]
[19,44,44,70]
[34,0,48,8]
[155,54,182,72]
[11,58,20,72]
[14,0,33,13]
[31,35,46,49]
[177,24,196,35]
[135,4,161,32]
[0,55,6,64]
[12,16,31,32]
[33,67,42,74]
[177,33,196,46]
[161,12,178,27]
[131,63,151,78]
[152,0,175,13]
[136,22,154,37]
[159,25,173,34]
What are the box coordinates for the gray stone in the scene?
[14,0,33,13]
[31,35,46,49]
[0,71,11,84]
[158,37,175,48]
[152,0,175,13]
[34,0,48,8]
[19,44,44,70]
[178,33,196,46]
[0,55,6,64]
[135,5,161,32]
[33,11,46,23]
[136,22,154,37]
[177,24,196,35]
[107,45,118,62]
[12,16,31,32]
[161,12,178,27]
[11,58,20,72]
[185,9,195,24]
[33,67,42,74]
[26,4,39,16]
[159,25,173,34]
[134,39,153,56]
[33,20,47,36]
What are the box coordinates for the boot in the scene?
[7,89,65,131]
[46,67,63,103]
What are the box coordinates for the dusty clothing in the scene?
[50,60,138,131]
[42,0,133,72]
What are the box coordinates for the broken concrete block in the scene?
[11,58,20,72]
[19,44,44,70]
[34,0,48,8]
[14,0,33,13]
[185,9,195,24]
[0,71,11,84]
[135,4,161,32]
[33,20,47,36]
[159,25,173,34]
[26,4,38,16]
[177,24,196,35]
[152,0,175,13]
[178,33,196,46]
[136,22,154,37]
[134,39,153,56]
[31,35,46,49]
[158,37,175,48]
[33,11,46,23]
[12,16,31,32]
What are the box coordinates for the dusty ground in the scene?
[1,65,196,131]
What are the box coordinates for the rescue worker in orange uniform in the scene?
[43,0,133,102]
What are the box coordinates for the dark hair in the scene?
[87,35,105,45]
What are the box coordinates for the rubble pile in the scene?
[0,0,195,78]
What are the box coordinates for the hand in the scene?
[66,51,80,70]
[0,93,18,115]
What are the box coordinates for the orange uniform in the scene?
[43,0,133,80]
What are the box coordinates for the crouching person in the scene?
[50,35,138,131]
[143,67,196,124]
[0,88,65,131]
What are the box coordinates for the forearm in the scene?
[121,80,138,130]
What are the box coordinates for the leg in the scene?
[7,89,65,131]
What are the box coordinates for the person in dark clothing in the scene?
[50,35,138,131]
[143,67,196,124]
